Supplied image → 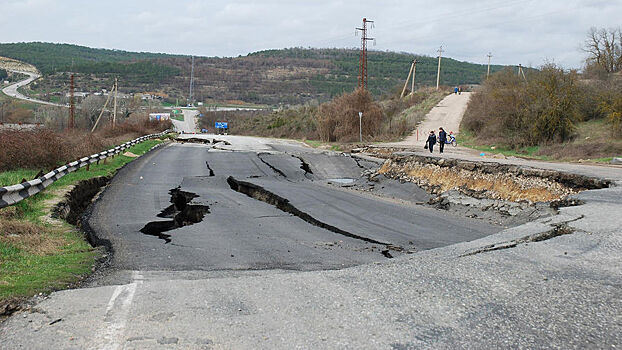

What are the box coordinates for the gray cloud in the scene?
[1,0,620,68]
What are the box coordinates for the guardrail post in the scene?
[86,164,90,171]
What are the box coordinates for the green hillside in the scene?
[0,42,179,74]
[0,42,507,104]
[250,48,505,97]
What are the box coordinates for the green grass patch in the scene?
[0,138,163,303]
[0,231,96,300]
[1,139,162,223]
[303,140,322,148]
[458,129,551,160]
[171,114,184,121]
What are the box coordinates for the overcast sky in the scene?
[1,0,620,68]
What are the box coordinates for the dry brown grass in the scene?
[0,117,171,172]
[0,219,67,256]
[378,162,572,202]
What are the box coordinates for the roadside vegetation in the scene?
[0,118,171,171]
[461,27,622,161]
[0,139,164,311]
[198,87,448,144]
[0,113,171,312]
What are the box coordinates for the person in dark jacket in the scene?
[425,130,436,153]
[438,127,447,153]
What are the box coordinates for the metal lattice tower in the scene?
[356,18,374,90]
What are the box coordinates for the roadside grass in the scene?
[460,120,622,162]
[459,129,551,160]
[171,114,184,122]
[0,139,163,304]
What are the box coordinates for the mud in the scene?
[53,176,111,226]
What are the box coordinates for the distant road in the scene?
[171,109,198,133]
[1,70,67,107]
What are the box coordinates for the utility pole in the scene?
[518,64,526,81]
[436,46,444,90]
[400,59,418,98]
[487,52,493,79]
[112,77,118,128]
[358,111,363,142]
[400,61,415,98]
[91,81,116,133]
[189,56,195,106]
[356,18,374,90]
[411,59,417,94]
[69,74,75,129]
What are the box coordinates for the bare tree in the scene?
[584,27,622,74]
[79,95,106,129]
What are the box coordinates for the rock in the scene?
[611,157,622,165]
[123,151,138,158]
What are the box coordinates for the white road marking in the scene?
[92,271,143,350]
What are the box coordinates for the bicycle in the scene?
[444,134,457,147]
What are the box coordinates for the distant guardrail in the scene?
[0,131,170,209]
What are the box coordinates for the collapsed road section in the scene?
[140,187,209,243]
[81,140,502,272]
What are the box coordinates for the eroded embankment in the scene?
[372,154,610,225]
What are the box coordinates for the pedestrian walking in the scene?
[425,130,436,153]
[458,86,462,95]
[438,127,447,153]
[454,86,458,94]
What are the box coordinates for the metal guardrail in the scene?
[0,131,170,209]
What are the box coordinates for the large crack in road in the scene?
[140,187,210,243]
[227,176,395,251]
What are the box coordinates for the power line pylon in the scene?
[436,46,444,90]
[69,74,75,129]
[356,18,374,90]
[487,52,493,79]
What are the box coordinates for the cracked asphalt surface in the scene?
[84,139,500,271]
[1,134,621,349]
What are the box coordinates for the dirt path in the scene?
[381,92,471,148]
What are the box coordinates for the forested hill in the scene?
[0,42,179,74]
[250,48,505,98]
[0,42,506,105]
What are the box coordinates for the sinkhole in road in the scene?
[140,187,209,243]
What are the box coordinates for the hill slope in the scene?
[0,42,506,105]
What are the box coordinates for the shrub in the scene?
[463,65,583,147]
[316,88,384,142]
[599,92,622,136]
[0,117,171,172]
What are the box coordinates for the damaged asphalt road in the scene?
[83,140,499,272]
[2,134,620,349]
